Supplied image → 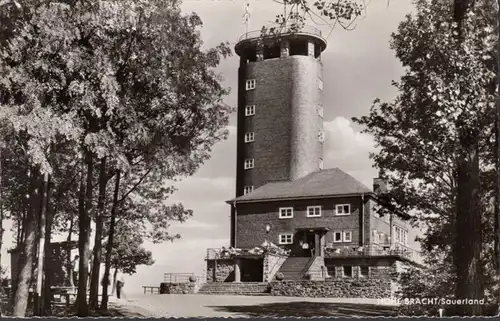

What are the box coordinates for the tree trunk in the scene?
[67,217,74,288]
[0,145,3,308]
[89,158,107,310]
[77,150,94,317]
[112,268,117,296]
[12,169,39,317]
[455,146,483,316]
[100,171,120,310]
[34,172,49,316]
[42,176,53,316]
[495,0,500,312]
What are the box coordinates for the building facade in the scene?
[200,26,423,297]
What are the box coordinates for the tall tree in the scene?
[353,0,496,316]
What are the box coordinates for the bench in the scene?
[142,285,160,294]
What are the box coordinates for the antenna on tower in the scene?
[243,2,251,34]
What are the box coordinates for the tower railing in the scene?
[237,25,324,43]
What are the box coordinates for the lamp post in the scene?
[265,224,271,251]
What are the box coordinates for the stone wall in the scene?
[270,264,397,298]
[307,256,325,281]
[206,259,235,282]
[263,254,287,282]
[160,282,196,294]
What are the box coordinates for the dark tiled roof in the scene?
[228,168,373,203]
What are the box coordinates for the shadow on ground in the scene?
[208,301,397,317]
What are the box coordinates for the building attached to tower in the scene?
[200,26,423,297]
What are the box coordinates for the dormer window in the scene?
[244,186,254,194]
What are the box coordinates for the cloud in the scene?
[171,219,218,231]
[323,116,378,188]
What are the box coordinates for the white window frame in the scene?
[318,79,323,91]
[246,79,256,91]
[245,105,255,116]
[319,158,324,170]
[306,206,322,217]
[318,131,325,143]
[279,207,293,219]
[317,105,324,118]
[244,158,254,170]
[395,226,408,245]
[335,204,351,216]
[279,233,293,245]
[243,186,254,194]
[333,231,342,243]
[244,132,255,143]
[343,231,352,242]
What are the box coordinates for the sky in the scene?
[1,0,416,294]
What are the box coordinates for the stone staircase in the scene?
[197,282,271,295]
[277,257,313,280]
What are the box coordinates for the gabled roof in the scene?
[227,168,373,204]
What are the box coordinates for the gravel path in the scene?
[110,294,396,318]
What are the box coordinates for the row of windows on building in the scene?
[278,231,352,245]
[242,158,324,171]
[278,205,351,218]
[327,265,369,278]
[243,104,324,118]
[372,226,409,246]
[243,130,325,143]
[245,79,324,91]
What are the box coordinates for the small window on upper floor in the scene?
[335,204,351,216]
[245,105,255,116]
[244,132,255,143]
[246,79,256,91]
[317,105,324,118]
[243,186,254,194]
[318,131,325,143]
[279,207,293,219]
[318,79,323,91]
[307,206,321,217]
[244,159,254,170]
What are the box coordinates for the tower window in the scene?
[318,131,325,143]
[246,79,256,90]
[318,79,323,91]
[279,233,293,244]
[319,158,324,170]
[244,186,254,194]
[244,159,254,169]
[317,105,323,118]
[245,105,255,116]
[244,132,255,143]
[307,206,321,217]
[279,207,293,219]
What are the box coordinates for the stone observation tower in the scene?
[231,27,328,246]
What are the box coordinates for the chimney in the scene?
[373,178,387,194]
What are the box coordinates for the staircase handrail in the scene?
[300,256,317,278]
